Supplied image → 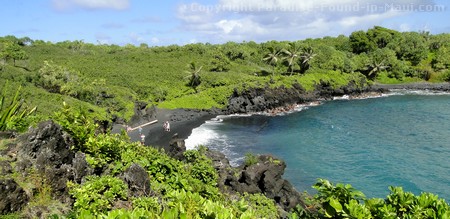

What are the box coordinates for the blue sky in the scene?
[1,0,449,46]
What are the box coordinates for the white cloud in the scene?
[399,23,412,32]
[128,32,145,44]
[150,37,160,44]
[52,0,130,10]
[176,0,437,43]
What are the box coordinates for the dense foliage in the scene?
[53,105,281,218]
[1,27,450,218]
[0,101,449,218]
[302,179,450,218]
[0,83,36,131]
[1,27,449,124]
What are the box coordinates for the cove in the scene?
[186,93,450,201]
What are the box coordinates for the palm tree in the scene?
[299,46,316,73]
[186,62,202,92]
[262,47,281,77]
[281,42,301,76]
[365,48,395,80]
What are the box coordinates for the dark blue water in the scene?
[186,94,450,201]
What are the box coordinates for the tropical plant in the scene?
[0,41,28,66]
[299,46,317,73]
[68,175,128,216]
[0,84,36,131]
[281,42,301,75]
[263,46,281,77]
[52,102,98,149]
[364,48,398,80]
[186,61,203,92]
[313,179,368,218]
[244,153,259,166]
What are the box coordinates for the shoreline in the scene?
[118,82,450,149]
[112,108,219,151]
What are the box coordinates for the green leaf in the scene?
[329,197,343,212]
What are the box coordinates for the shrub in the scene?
[244,153,259,166]
[0,83,36,131]
[68,175,128,216]
[52,102,98,150]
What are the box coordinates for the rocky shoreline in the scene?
[3,81,448,216]
[128,81,450,150]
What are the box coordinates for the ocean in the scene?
[185,91,450,201]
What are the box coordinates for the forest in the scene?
[1,26,450,125]
[1,26,450,218]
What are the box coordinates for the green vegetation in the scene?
[0,102,449,218]
[293,179,450,218]
[54,109,281,218]
[1,27,450,218]
[0,83,36,132]
[1,27,449,123]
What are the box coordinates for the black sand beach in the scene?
[113,108,218,150]
[115,82,450,149]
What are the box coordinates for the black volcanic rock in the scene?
[121,163,152,197]
[226,80,374,114]
[0,179,29,215]
[204,151,306,213]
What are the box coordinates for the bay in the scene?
[186,94,450,201]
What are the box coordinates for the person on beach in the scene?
[166,121,170,132]
[126,125,132,132]
[163,121,170,132]
[140,134,145,145]
[138,126,142,135]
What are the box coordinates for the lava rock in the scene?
[121,163,151,197]
[0,179,29,215]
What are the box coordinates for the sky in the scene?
[1,0,449,46]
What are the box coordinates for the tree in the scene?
[186,62,202,92]
[262,47,281,77]
[432,45,450,70]
[389,32,428,65]
[1,41,29,66]
[349,30,376,54]
[309,45,344,72]
[367,26,401,49]
[281,42,301,75]
[299,46,316,73]
[35,61,77,93]
[364,48,399,80]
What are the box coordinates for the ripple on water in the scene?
[186,95,450,200]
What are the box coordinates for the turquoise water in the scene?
[186,93,450,201]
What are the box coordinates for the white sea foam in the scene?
[185,120,244,165]
[388,89,450,96]
[333,95,350,100]
[185,124,221,150]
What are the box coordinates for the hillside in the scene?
[1,27,450,218]
[1,26,449,125]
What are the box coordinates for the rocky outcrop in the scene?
[18,120,75,168]
[226,80,382,114]
[167,138,187,160]
[227,155,303,210]
[0,179,29,214]
[129,101,157,125]
[164,141,305,213]
[202,149,306,213]
[121,163,152,197]
[15,121,78,203]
